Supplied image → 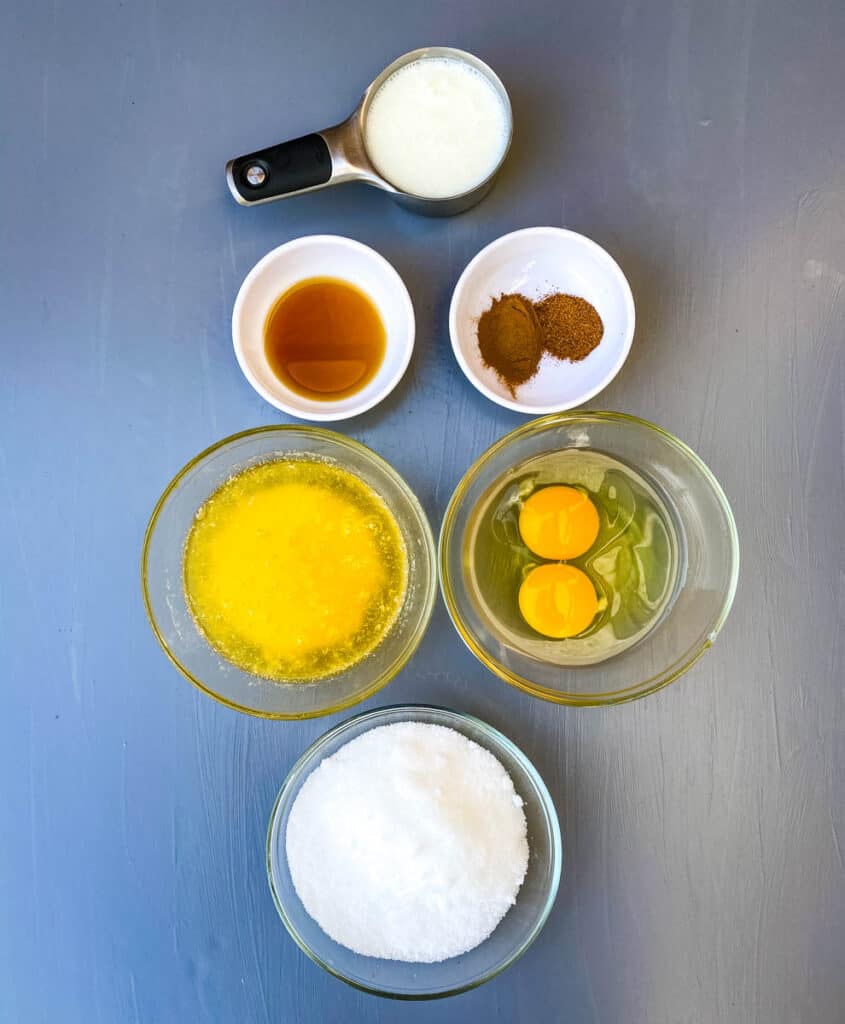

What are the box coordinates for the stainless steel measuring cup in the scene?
[225,47,513,217]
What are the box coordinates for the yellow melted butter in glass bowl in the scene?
[183,458,407,682]
[142,427,436,719]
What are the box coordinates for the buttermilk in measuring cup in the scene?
[364,56,510,199]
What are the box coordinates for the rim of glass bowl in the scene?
[266,704,563,1000]
[438,411,740,707]
[140,426,437,720]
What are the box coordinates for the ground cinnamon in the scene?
[535,294,604,361]
[476,290,605,395]
[477,294,543,395]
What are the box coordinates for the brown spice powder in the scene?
[535,294,604,362]
[477,294,543,395]
[475,290,605,396]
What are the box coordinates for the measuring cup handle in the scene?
[226,133,333,205]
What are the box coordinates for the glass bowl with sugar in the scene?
[267,704,562,999]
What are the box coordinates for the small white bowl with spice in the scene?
[449,227,635,414]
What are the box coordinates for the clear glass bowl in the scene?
[266,705,562,999]
[141,427,436,719]
[439,412,739,706]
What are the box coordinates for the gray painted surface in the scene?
[1,1,843,1021]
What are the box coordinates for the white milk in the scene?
[364,57,509,199]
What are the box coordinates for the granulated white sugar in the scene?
[285,721,529,963]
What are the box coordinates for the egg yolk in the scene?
[518,486,600,560]
[518,563,599,638]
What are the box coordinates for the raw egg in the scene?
[518,563,598,638]
[518,485,599,560]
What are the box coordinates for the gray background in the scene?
[2,0,843,1021]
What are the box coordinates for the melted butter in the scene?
[183,457,407,681]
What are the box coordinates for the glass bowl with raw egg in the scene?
[142,426,436,718]
[439,412,739,706]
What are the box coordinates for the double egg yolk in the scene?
[517,486,600,639]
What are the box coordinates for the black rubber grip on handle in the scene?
[228,133,332,203]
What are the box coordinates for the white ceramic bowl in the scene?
[232,235,415,422]
[449,227,635,414]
